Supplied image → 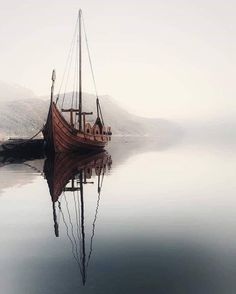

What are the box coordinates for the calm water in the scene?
[0,138,236,294]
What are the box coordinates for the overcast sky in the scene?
[0,0,235,120]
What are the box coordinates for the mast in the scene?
[78,9,82,132]
[79,171,86,285]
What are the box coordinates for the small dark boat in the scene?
[0,138,44,157]
[43,10,112,153]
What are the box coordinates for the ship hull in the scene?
[43,102,109,153]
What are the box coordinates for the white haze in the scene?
[0,0,236,121]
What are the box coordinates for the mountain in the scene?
[0,98,48,139]
[0,86,182,145]
[0,81,36,102]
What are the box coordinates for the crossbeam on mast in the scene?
[61,108,80,126]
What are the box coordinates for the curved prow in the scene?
[51,69,56,103]
[52,202,59,237]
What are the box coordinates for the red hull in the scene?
[43,102,110,153]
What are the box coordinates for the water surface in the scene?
[0,138,235,294]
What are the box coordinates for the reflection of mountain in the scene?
[0,157,44,195]
[0,91,182,139]
[44,151,112,285]
[108,136,182,168]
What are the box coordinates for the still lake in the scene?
[0,137,235,294]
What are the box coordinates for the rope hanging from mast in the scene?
[81,13,104,124]
[81,14,98,101]
[56,15,79,107]
[55,9,105,128]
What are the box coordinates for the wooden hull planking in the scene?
[43,102,110,153]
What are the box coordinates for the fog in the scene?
[0,0,235,121]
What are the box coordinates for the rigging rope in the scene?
[59,197,83,275]
[81,13,99,100]
[3,126,44,150]
[76,188,83,260]
[64,192,80,263]
[55,11,105,125]
[71,23,79,109]
[86,167,106,268]
[82,12,105,123]
[56,164,108,282]
[27,127,44,141]
[73,190,83,261]
[61,35,77,109]
[56,15,79,106]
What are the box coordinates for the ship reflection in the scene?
[44,151,112,285]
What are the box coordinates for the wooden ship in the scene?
[44,151,112,285]
[43,10,112,153]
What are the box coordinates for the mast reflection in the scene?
[44,151,112,285]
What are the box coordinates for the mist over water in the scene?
[0,0,235,292]
[0,133,235,294]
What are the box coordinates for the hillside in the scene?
[0,81,36,102]
[0,88,182,141]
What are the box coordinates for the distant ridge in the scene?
[0,81,36,102]
[0,84,182,141]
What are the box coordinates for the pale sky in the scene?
[0,0,235,120]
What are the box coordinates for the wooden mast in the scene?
[43,10,112,153]
[79,171,86,285]
[78,9,82,132]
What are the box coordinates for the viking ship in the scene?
[44,151,112,285]
[43,10,112,153]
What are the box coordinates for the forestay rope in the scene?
[57,165,106,284]
[55,10,104,124]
